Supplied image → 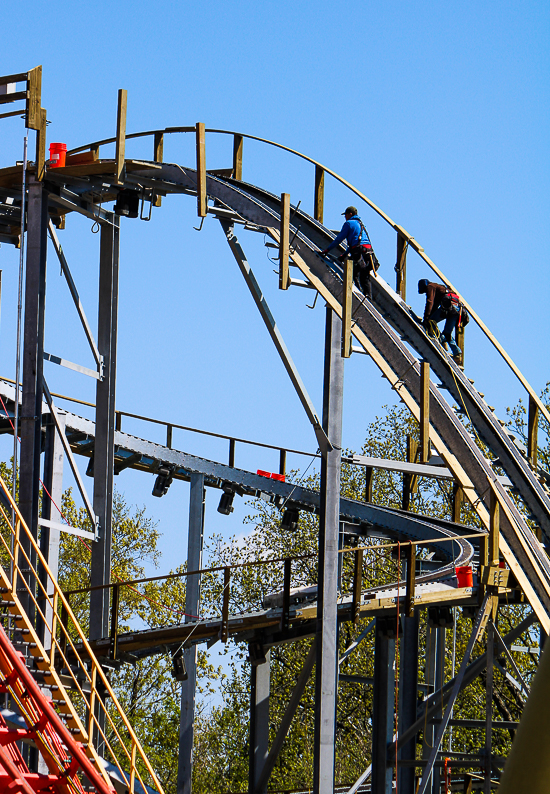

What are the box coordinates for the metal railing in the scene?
[65,123,549,442]
[0,474,164,794]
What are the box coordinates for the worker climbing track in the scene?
[0,66,548,794]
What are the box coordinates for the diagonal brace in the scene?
[220,220,331,455]
[417,596,492,794]
[42,378,99,539]
[255,640,316,793]
[339,619,375,666]
[48,220,103,374]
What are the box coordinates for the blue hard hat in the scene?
[418,279,429,294]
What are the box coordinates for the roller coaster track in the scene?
[1,126,549,630]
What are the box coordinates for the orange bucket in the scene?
[49,142,67,168]
[456,566,473,588]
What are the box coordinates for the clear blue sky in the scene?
[0,0,548,575]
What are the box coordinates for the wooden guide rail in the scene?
[65,123,549,440]
[0,475,164,794]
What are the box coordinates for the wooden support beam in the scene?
[452,482,463,524]
[489,488,500,566]
[420,361,430,463]
[229,438,235,468]
[365,466,373,503]
[232,134,243,181]
[110,583,119,661]
[280,558,291,632]
[314,165,324,224]
[220,567,230,643]
[528,395,539,469]
[166,424,172,450]
[341,257,353,358]
[196,122,207,217]
[35,107,46,181]
[115,89,127,184]
[396,232,407,300]
[26,66,42,131]
[279,449,286,476]
[405,542,416,618]
[279,193,290,290]
[90,144,100,160]
[457,325,465,368]
[352,549,363,625]
[153,132,164,207]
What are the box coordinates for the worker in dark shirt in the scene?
[320,206,378,299]
[418,279,463,364]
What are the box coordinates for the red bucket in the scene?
[456,565,473,588]
[49,142,67,168]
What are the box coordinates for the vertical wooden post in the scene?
[365,467,373,503]
[420,362,430,463]
[452,482,463,524]
[352,549,363,624]
[408,434,418,493]
[233,134,243,181]
[405,542,416,618]
[314,165,324,224]
[196,122,207,217]
[26,65,42,131]
[153,132,164,206]
[220,567,230,643]
[279,193,290,290]
[280,558,291,632]
[457,325,465,368]
[341,257,353,358]
[279,449,286,476]
[35,108,46,181]
[528,396,539,469]
[489,489,500,567]
[229,438,235,468]
[115,89,127,184]
[110,583,119,660]
[396,232,407,300]
[166,424,173,450]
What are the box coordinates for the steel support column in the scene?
[249,651,271,794]
[398,611,419,794]
[38,413,65,646]
[19,176,48,613]
[371,619,395,794]
[313,307,344,794]
[178,473,205,794]
[90,215,119,640]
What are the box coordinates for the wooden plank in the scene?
[341,257,353,357]
[452,482,463,523]
[35,107,46,181]
[405,542,416,617]
[233,134,243,181]
[0,91,27,106]
[420,361,430,462]
[314,165,324,223]
[115,89,127,183]
[196,122,207,217]
[352,549,363,624]
[26,66,42,130]
[280,558,291,632]
[0,71,28,87]
[365,466,373,502]
[153,131,164,163]
[220,567,230,643]
[456,325,465,367]
[64,151,98,167]
[489,487,500,566]
[396,231,407,300]
[528,395,539,469]
[279,193,290,290]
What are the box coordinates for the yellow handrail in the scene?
[0,474,164,794]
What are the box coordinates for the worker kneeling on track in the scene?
[320,206,380,300]
[418,278,469,366]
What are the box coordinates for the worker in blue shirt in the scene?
[321,206,378,299]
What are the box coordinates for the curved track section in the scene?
[121,161,550,628]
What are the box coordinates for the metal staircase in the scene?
[0,477,163,794]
